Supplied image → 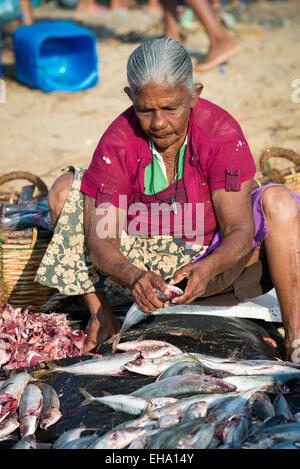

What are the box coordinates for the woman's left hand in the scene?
[167,261,212,305]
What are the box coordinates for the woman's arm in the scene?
[170,179,255,304]
[84,194,170,311]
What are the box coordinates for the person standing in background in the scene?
[20,0,34,24]
[161,0,240,72]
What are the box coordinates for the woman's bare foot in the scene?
[82,292,120,354]
[194,40,240,72]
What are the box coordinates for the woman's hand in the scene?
[130,270,171,313]
[167,261,212,305]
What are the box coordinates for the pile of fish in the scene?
[24,338,300,450]
[0,304,86,369]
[0,371,61,448]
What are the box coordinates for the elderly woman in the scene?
[36,38,300,361]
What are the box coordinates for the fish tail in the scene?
[112,333,121,354]
[32,364,55,379]
[79,388,94,407]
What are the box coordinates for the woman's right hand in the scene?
[130,270,171,313]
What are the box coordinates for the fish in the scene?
[127,429,161,449]
[0,372,33,423]
[244,423,300,449]
[0,412,19,438]
[49,352,141,376]
[116,339,182,354]
[124,354,199,377]
[191,357,300,383]
[179,421,217,449]
[12,434,37,449]
[18,383,43,438]
[125,353,234,378]
[111,285,183,352]
[208,389,261,422]
[157,414,182,429]
[222,375,289,393]
[182,402,209,421]
[140,346,181,360]
[269,441,300,449]
[222,406,252,446]
[37,383,62,430]
[273,394,294,422]
[147,393,237,420]
[53,426,93,449]
[146,418,206,449]
[112,413,157,432]
[130,374,237,399]
[156,361,206,381]
[59,436,99,449]
[249,391,275,421]
[79,388,149,416]
[112,303,152,353]
[87,427,147,449]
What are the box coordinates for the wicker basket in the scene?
[0,171,57,310]
[255,147,300,193]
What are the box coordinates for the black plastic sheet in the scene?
[1,303,299,449]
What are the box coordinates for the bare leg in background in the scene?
[20,0,34,25]
[160,0,240,71]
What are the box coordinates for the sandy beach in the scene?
[0,1,300,191]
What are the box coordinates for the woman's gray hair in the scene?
[127,38,194,94]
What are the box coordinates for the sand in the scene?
[0,0,300,192]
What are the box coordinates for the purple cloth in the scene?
[191,183,300,263]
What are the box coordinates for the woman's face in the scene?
[127,82,202,152]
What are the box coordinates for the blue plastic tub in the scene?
[13,20,99,92]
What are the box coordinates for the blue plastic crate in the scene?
[13,20,99,92]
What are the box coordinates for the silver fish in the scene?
[179,421,217,449]
[147,393,237,420]
[87,427,147,449]
[182,401,209,421]
[112,286,183,352]
[273,394,294,421]
[208,389,261,422]
[80,388,149,416]
[112,413,157,431]
[19,384,43,438]
[50,352,140,375]
[146,418,206,449]
[0,372,33,423]
[244,423,300,449]
[269,441,300,449]
[140,346,181,360]
[130,374,237,399]
[112,303,151,353]
[53,426,92,449]
[124,354,195,377]
[222,406,251,446]
[127,429,161,449]
[0,412,19,438]
[156,360,206,381]
[157,414,182,429]
[222,375,288,393]
[38,383,62,430]
[59,436,99,449]
[249,391,275,421]
[190,357,300,382]
[12,434,37,449]
[116,339,182,355]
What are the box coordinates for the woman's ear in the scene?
[190,83,204,108]
[124,86,133,101]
